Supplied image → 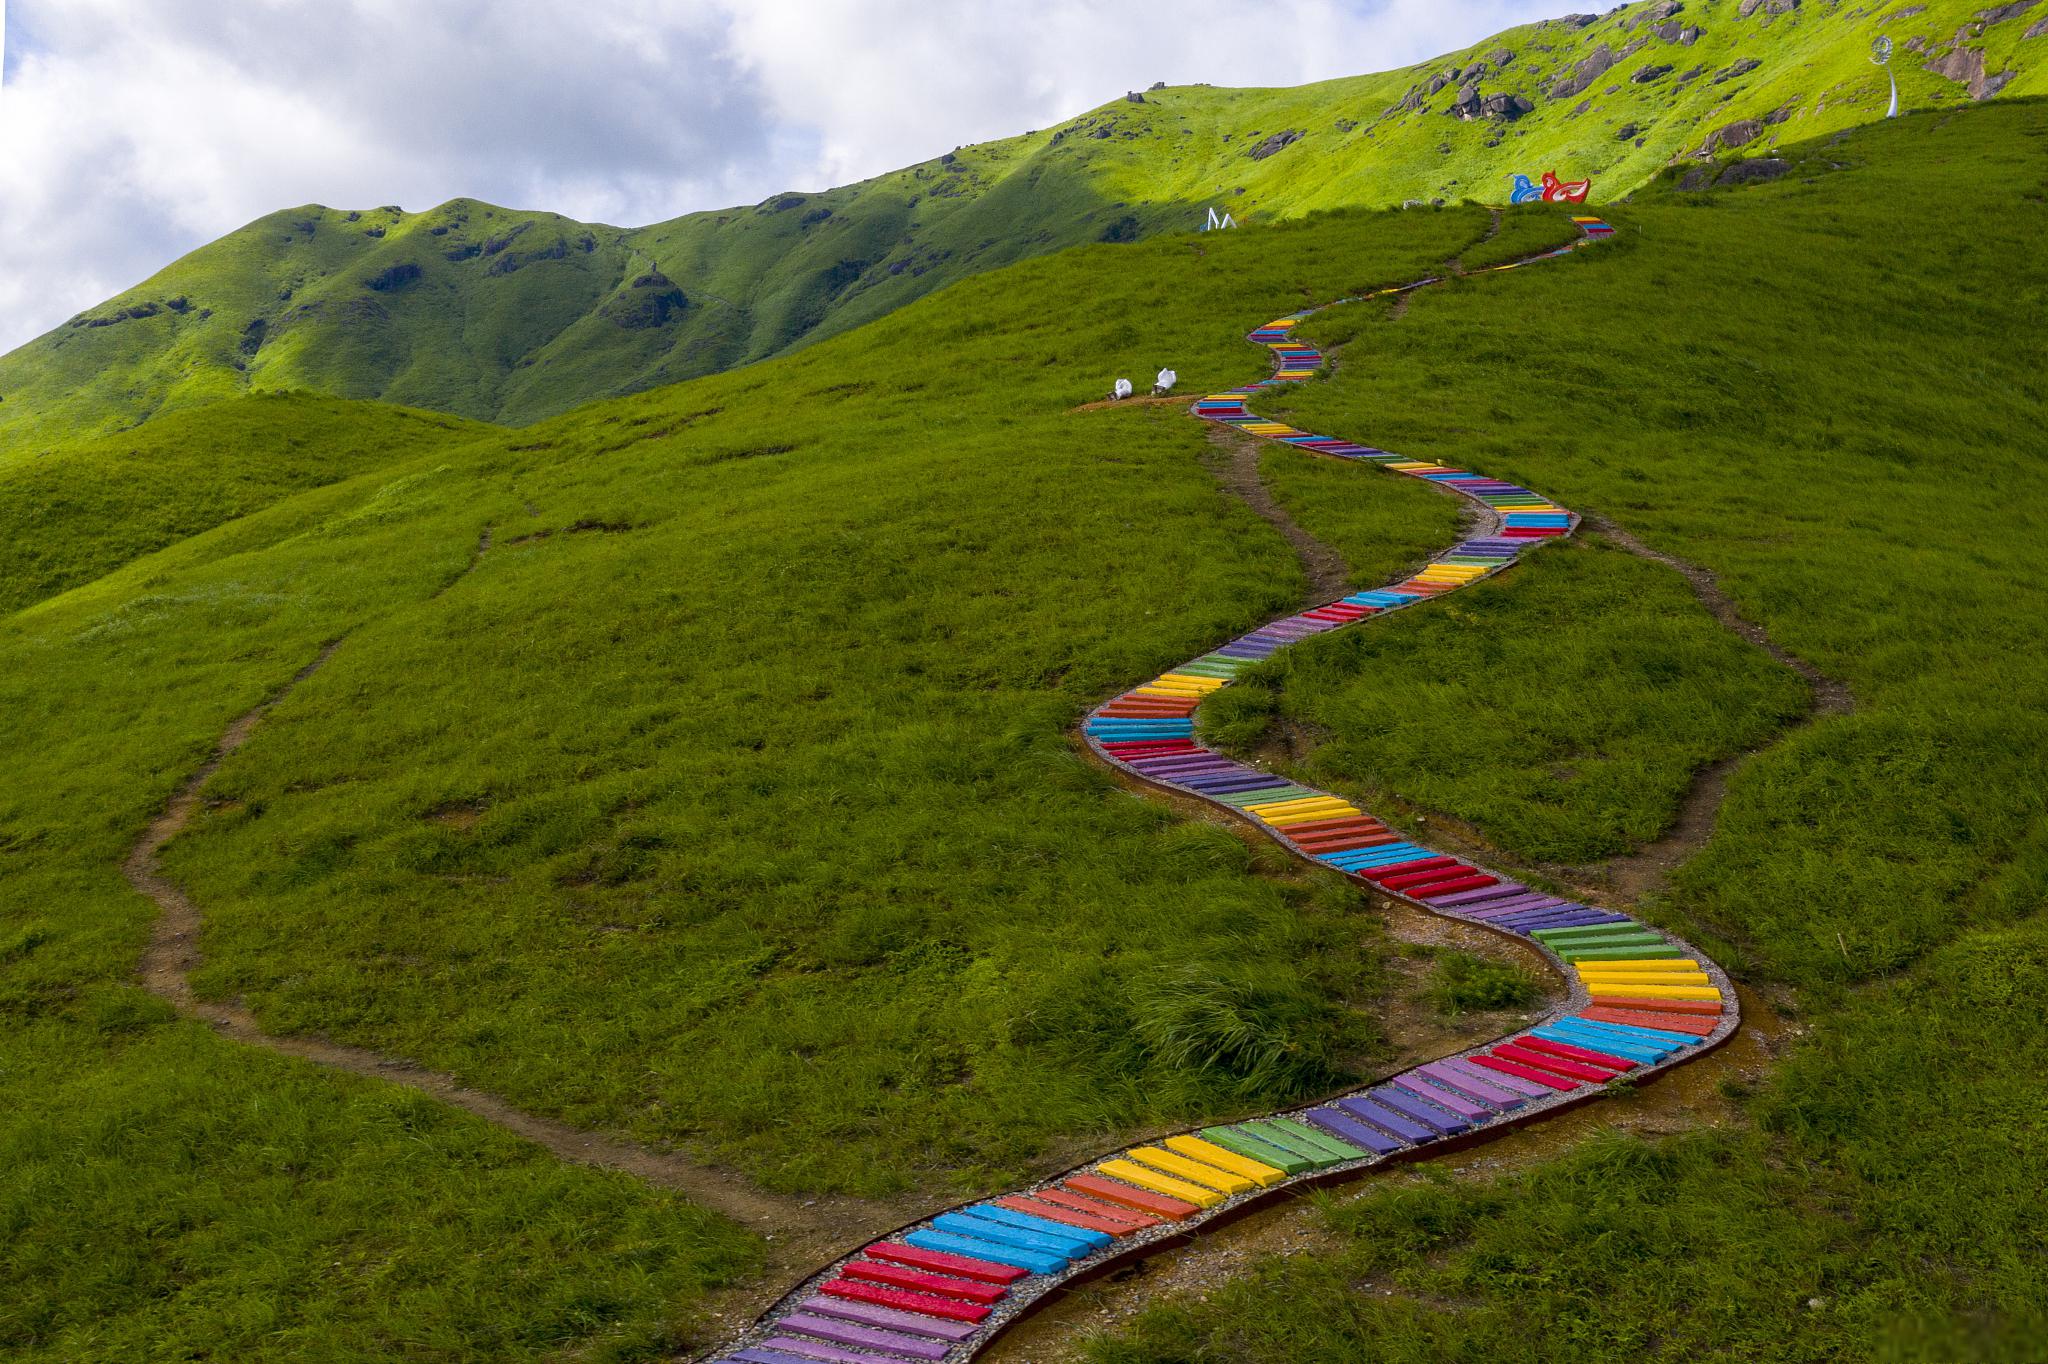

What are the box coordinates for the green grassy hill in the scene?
[0,89,2043,1364]
[2,0,2041,455]
[0,394,484,615]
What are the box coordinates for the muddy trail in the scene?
[1577,516,1857,903]
[123,531,910,1292]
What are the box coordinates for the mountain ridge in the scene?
[1,0,2040,453]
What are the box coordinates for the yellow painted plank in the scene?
[1577,967,1710,982]
[1581,983,1723,1001]
[1262,807,1363,826]
[1246,797,1352,816]
[1098,1158,1224,1208]
[1578,959,1703,973]
[1128,1146,1255,1196]
[1165,1135,1285,1187]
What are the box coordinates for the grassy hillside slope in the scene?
[2,0,2041,452]
[1084,101,2048,1363]
[0,394,485,615]
[0,96,2040,1363]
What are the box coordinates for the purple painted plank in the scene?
[1172,771,1268,787]
[1372,1083,1473,1131]
[1389,1073,1490,1120]
[1180,778,1290,796]
[777,1313,949,1360]
[1416,1061,1522,1109]
[1462,894,1564,917]
[1442,1055,1548,1099]
[796,1296,979,1342]
[1432,884,1530,907]
[761,1337,912,1364]
[1336,1095,1435,1143]
[730,1349,827,1364]
[1508,907,1619,926]
[1302,1105,1403,1154]
[1499,910,1611,931]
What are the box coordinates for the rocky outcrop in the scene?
[1124,90,1146,103]
[1633,63,1675,82]
[487,237,569,277]
[1738,0,1800,16]
[363,262,422,292]
[2028,14,2048,36]
[1446,84,1534,120]
[1925,39,2017,98]
[1550,46,1618,98]
[1714,57,1762,83]
[1973,0,2040,25]
[601,271,691,329]
[1700,118,1765,155]
[1247,129,1304,159]
[1632,0,1684,25]
[1655,21,1705,43]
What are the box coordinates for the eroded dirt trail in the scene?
[123,534,906,1284]
[1574,515,1855,903]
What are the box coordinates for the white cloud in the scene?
[0,0,1562,353]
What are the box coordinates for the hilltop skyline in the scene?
[0,0,1564,352]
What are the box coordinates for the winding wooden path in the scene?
[704,214,1742,1364]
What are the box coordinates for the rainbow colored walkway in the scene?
[707,215,1738,1364]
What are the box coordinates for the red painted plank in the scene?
[865,1241,1027,1284]
[1276,818,1387,838]
[1062,1173,1199,1221]
[1468,1053,1578,1092]
[840,1259,1008,1304]
[1031,1186,1162,1230]
[1587,995,1723,1016]
[1580,1006,1717,1037]
[1360,857,1458,883]
[1494,1043,1613,1082]
[819,1277,991,1323]
[1380,865,1477,891]
[1414,874,1501,898]
[993,1194,1141,1237]
[1518,1036,1632,1071]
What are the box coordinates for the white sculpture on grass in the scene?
[1153,369,1177,395]
[1873,36,1899,119]
[1203,207,1237,231]
[1112,378,1134,400]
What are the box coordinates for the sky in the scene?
[0,0,1565,354]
